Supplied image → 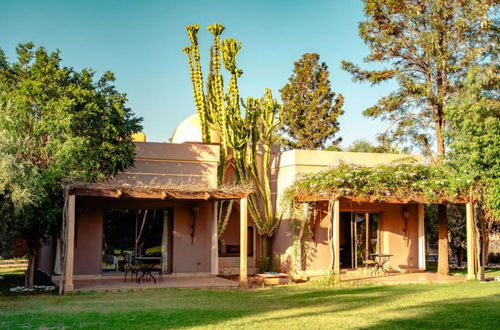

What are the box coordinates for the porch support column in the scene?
[239,197,248,282]
[211,201,219,275]
[417,204,426,270]
[333,199,340,274]
[64,195,75,292]
[466,201,477,280]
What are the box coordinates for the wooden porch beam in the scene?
[64,195,75,292]
[418,204,426,270]
[466,201,477,280]
[333,199,340,274]
[211,201,219,275]
[70,187,247,201]
[296,194,468,205]
[240,197,248,283]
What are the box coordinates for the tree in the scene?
[0,43,142,288]
[346,138,409,153]
[342,0,497,275]
[280,53,344,150]
[447,68,500,280]
[346,139,376,153]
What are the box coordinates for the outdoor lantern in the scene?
[402,207,410,243]
[190,205,200,244]
[312,208,320,240]
[191,204,200,217]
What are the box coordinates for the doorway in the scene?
[339,212,381,269]
[102,208,173,273]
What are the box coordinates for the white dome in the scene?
[171,113,220,144]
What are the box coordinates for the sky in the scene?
[0,0,397,147]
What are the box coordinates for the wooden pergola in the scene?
[294,192,478,279]
[60,183,252,293]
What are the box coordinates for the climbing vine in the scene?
[282,161,471,207]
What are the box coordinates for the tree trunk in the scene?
[457,247,463,268]
[479,216,489,282]
[259,235,272,272]
[437,204,449,275]
[24,254,36,289]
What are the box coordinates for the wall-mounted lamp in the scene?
[402,207,410,244]
[311,208,320,241]
[190,205,200,244]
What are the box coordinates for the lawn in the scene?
[426,262,500,277]
[1,280,499,329]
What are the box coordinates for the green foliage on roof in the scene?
[283,161,471,205]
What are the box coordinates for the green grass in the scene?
[426,262,500,277]
[1,281,499,329]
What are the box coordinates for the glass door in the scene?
[353,212,381,269]
[102,208,171,273]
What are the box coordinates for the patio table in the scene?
[135,257,161,283]
[371,254,393,276]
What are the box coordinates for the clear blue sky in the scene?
[0,0,397,147]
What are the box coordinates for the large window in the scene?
[102,209,170,272]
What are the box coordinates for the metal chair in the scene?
[123,253,140,282]
[361,252,378,276]
[151,256,163,283]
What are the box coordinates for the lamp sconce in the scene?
[402,207,410,243]
[190,204,200,244]
[311,208,320,241]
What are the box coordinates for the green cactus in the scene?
[184,23,241,236]
[184,25,282,267]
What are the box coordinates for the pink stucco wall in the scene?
[70,196,214,275]
[273,200,420,273]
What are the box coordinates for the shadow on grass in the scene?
[1,284,432,329]
[362,294,500,329]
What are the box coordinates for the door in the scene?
[353,212,382,269]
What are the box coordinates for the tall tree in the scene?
[342,0,497,275]
[447,68,500,280]
[280,53,344,150]
[0,43,142,288]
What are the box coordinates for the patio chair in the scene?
[123,253,140,283]
[361,258,377,276]
[151,257,163,283]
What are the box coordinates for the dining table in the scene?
[370,254,393,276]
[135,256,161,283]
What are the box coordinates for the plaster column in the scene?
[333,199,340,274]
[239,197,248,282]
[211,201,219,275]
[466,201,477,280]
[64,195,75,292]
[418,204,426,270]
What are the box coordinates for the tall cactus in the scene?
[184,25,282,270]
[183,24,241,237]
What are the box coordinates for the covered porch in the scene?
[72,275,238,292]
[58,183,252,293]
[295,194,478,279]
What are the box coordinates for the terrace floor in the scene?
[73,275,239,292]
[68,270,467,292]
[341,270,467,284]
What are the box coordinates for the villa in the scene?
[36,114,476,292]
